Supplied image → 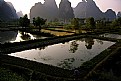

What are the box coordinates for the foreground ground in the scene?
[85,48,121,81]
[0,67,26,81]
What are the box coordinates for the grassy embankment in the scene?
[0,67,26,81]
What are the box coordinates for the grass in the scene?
[41,29,74,36]
[0,67,26,81]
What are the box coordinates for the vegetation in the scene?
[0,67,26,81]
[111,17,121,29]
[71,18,80,30]
[33,17,47,31]
[86,17,96,30]
[96,18,106,29]
[19,14,30,28]
[47,21,62,27]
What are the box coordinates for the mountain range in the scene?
[117,12,121,18]
[0,0,119,21]
[17,11,24,18]
[74,0,116,21]
[30,0,117,21]
[30,0,58,21]
[0,0,18,21]
[30,0,74,21]
[58,0,74,20]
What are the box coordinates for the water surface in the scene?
[9,38,115,69]
[100,33,121,39]
[0,31,46,43]
[10,31,46,42]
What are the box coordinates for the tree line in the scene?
[70,17,121,33]
[19,14,46,31]
[19,14,121,33]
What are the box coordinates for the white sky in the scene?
[4,0,121,15]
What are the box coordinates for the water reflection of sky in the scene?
[0,31,47,43]
[0,31,17,44]
[10,31,36,42]
[9,38,115,69]
[100,33,121,39]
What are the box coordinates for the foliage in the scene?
[47,22,62,26]
[71,18,80,30]
[19,14,30,27]
[33,17,46,31]
[71,18,86,33]
[116,17,121,27]
[64,24,73,30]
[0,67,25,81]
[86,17,96,30]
[96,19,106,29]
[82,61,94,69]
[111,17,121,29]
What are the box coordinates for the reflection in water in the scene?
[85,38,94,49]
[0,31,47,43]
[0,31,17,44]
[69,38,102,53]
[20,32,31,40]
[11,31,37,42]
[57,58,75,69]
[96,39,103,45]
[37,46,47,50]
[11,31,46,42]
[69,40,79,53]
[40,56,53,61]
[9,38,115,69]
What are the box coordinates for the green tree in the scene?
[96,19,106,29]
[33,17,46,31]
[33,17,36,26]
[71,18,80,30]
[111,20,118,29]
[111,17,121,29]
[71,18,83,33]
[19,14,30,28]
[86,17,96,30]
[118,17,121,27]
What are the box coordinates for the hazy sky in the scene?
[4,0,121,15]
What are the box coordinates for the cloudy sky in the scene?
[4,0,121,15]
